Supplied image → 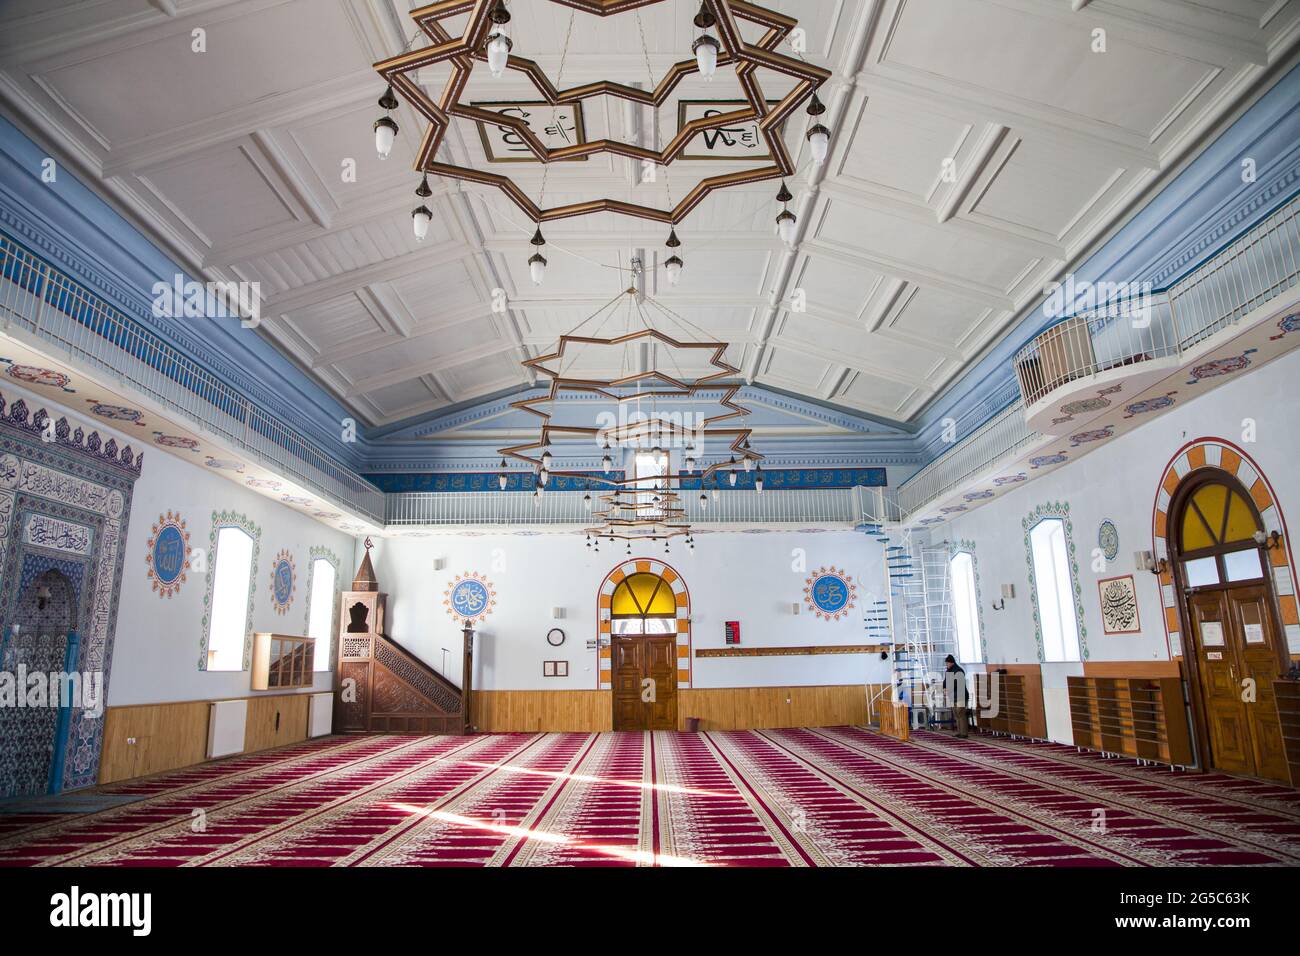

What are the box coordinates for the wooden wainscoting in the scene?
[99,692,317,785]
[99,701,211,785]
[471,686,887,733]
[676,684,873,731]
[474,691,614,733]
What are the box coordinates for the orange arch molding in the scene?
[595,558,692,690]
[1150,437,1298,659]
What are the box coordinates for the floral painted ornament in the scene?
[146,510,191,598]
[803,566,857,621]
[443,571,497,622]
[269,549,296,614]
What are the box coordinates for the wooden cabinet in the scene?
[1067,676,1192,767]
[1275,680,1300,787]
[977,671,1034,738]
[251,633,316,691]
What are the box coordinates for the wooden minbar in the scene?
[333,538,468,734]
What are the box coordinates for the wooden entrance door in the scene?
[1187,586,1288,781]
[612,635,678,731]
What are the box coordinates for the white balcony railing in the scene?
[386,486,872,528]
[0,233,385,523]
[1014,194,1300,409]
[895,402,1039,517]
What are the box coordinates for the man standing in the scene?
[943,654,969,738]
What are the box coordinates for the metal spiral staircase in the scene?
[857,489,957,727]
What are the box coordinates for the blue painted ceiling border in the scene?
[4,54,1299,480]
[0,113,363,470]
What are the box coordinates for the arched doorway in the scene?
[598,563,688,731]
[1170,470,1289,781]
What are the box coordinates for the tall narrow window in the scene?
[1029,518,1080,662]
[207,527,255,671]
[950,551,982,663]
[633,450,668,517]
[307,558,337,671]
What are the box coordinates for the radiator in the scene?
[207,699,248,758]
[308,692,333,738]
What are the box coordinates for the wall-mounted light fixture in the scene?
[1135,550,1168,576]
[790,602,800,615]
[991,583,1015,611]
[433,557,447,571]
[1254,529,1283,551]
[552,607,566,620]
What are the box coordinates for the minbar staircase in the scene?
[333,541,473,735]
[336,628,469,735]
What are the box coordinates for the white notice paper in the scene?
[1244,623,1266,645]
[1201,622,1225,646]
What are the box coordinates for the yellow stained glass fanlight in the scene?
[1180,482,1261,552]
[611,573,676,618]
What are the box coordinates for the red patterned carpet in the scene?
[1,728,1298,867]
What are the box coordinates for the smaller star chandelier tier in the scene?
[500,281,765,553]
[497,286,765,495]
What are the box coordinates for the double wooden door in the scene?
[612,635,677,731]
[1186,584,1288,781]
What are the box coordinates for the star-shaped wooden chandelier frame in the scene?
[374,0,831,224]
[497,321,763,491]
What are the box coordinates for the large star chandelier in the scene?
[371,0,832,283]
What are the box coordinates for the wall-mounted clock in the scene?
[546,627,566,647]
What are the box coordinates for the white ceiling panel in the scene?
[0,0,1293,426]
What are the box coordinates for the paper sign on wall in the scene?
[1244,623,1266,644]
[1206,651,1223,661]
[1200,622,1225,646]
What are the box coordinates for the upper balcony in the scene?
[0,232,386,524]
[1014,194,1300,433]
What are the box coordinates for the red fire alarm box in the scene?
[725,621,740,645]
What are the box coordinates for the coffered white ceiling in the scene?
[1,0,1297,427]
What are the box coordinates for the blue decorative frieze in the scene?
[366,471,623,493]
[678,467,886,490]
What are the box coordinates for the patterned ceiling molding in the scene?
[1148,166,1300,290]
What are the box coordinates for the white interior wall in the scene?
[944,347,1300,739]
[0,380,363,708]
[367,530,892,692]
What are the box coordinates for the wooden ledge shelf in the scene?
[695,644,885,658]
